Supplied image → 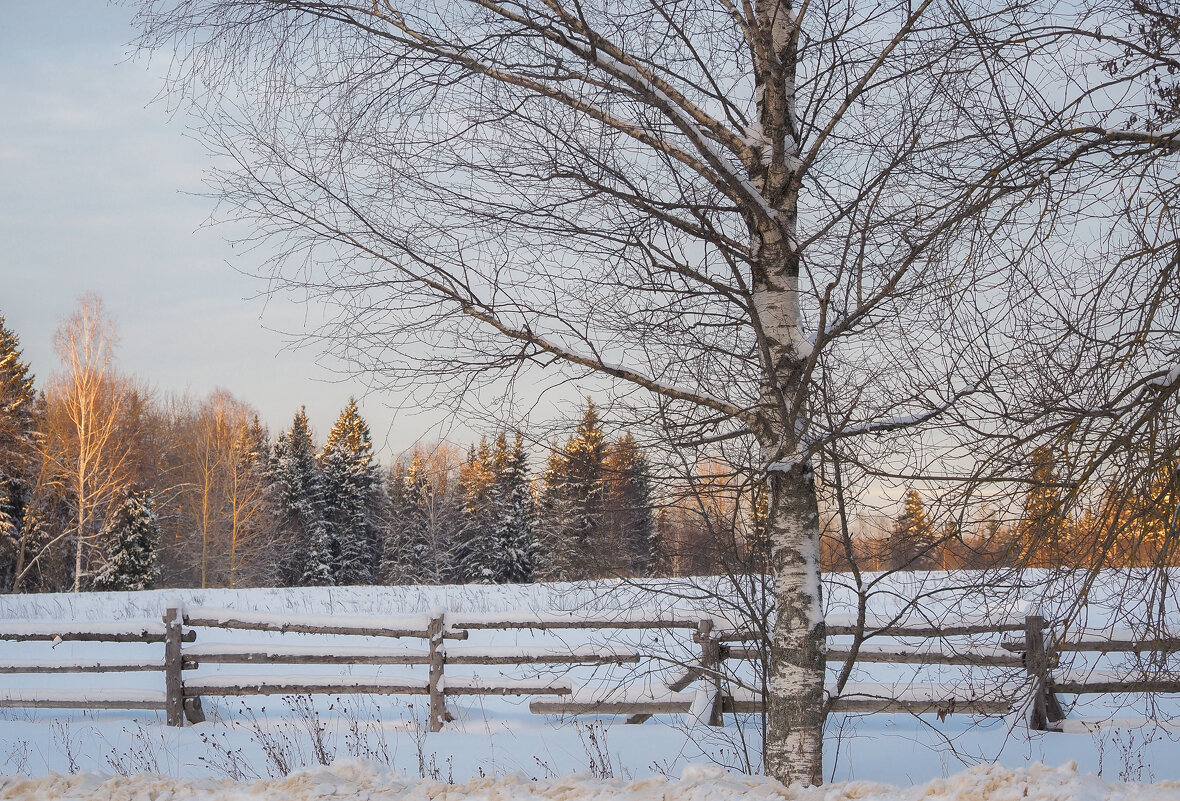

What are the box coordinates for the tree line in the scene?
[2,298,1175,593]
[859,449,1180,574]
[0,298,655,592]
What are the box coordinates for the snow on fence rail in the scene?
[535,615,1031,723]
[0,617,198,715]
[997,625,1180,705]
[1,607,1172,732]
[0,619,193,643]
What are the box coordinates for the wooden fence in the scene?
[0,607,1174,732]
[533,616,1027,721]
[998,621,1180,731]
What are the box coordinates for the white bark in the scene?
[764,463,825,785]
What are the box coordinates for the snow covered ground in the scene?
[3,759,1180,801]
[0,573,1178,794]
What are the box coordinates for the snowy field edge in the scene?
[2,575,1180,786]
[4,759,1180,801]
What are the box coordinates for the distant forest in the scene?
[1,300,1176,593]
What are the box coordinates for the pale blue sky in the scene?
[0,1,446,457]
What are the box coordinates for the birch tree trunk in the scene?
[51,296,129,594]
[763,464,824,783]
[746,3,826,781]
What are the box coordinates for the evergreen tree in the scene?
[0,316,37,592]
[460,433,537,584]
[536,404,653,579]
[379,460,412,583]
[886,489,937,570]
[408,452,446,583]
[459,438,499,582]
[536,443,579,580]
[1124,461,1180,566]
[383,452,452,584]
[93,489,162,591]
[1073,505,1102,568]
[494,433,536,583]
[320,398,381,585]
[535,399,606,579]
[270,407,335,586]
[745,481,771,573]
[1143,463,1179,556]
[603,432,655,576]
[1017,447,1070,568]
[565,400,606,558]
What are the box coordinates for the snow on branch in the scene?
[1100,128,1180,148]
[829,382,986,440]
[1144,364,1180,390]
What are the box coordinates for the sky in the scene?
[0,1,460,458]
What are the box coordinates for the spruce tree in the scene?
[270,407,335,586]
[536,444,578,580]
[461,433,537,584]
[1017,447,1070,568]
[494,433,536,583]
[887,489,937,570]
[383,452,450,584]
[604,432,655,576]
[1143,463,1179,556]
[0,316,37,592]
[320,398,381,585]
[408,452,446,583]
[537,399,606,579]
[380,461,412,583]
[459,438,499,582]
[566,400,605,556]
[1125,461,1179,566]
[93,489,162,592]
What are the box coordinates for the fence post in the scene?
[1024,614,1063,730]
[428,609,446,732]
[164,606,184,727]
[695,619,724,726]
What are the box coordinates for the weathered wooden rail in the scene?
[535,616,1030,723]
[996,621,1180,730]
[0,617,190,716]
[176,607,659,730]
[0,606,651,731]
[2,606,1173,732]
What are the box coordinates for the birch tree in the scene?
[165,390,272,587]
[134,0,1179,783]
[41,295,139,593]
[178,390,234,588]
[225,414,275,586]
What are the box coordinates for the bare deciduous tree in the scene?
[133,0,1179,782]
[163,390,276,588]
[39,295,139,593]
[225,414,275,587]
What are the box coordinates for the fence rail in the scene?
[1,606,1175,731]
